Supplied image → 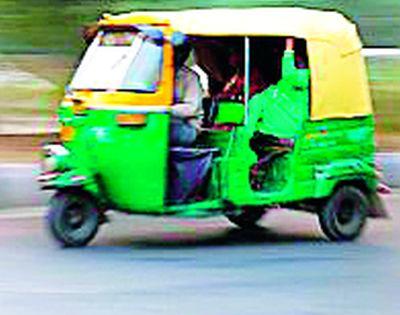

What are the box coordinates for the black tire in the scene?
[226,207,265,229]
[47,191,100,247]
[318,186,368,241]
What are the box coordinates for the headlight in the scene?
[43,144,69,157]
[41,156,58,173]
[41,144,70,173]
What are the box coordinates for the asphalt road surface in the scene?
[0,192,399,315]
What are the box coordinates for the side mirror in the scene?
[64,85,72,95]
[214,101,245,125]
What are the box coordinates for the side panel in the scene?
[220,116,376,207]
[197,128,257,204]
[74,111,169,212]
[293,115,376,199]
[222,128,258,204]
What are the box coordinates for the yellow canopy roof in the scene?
[99,8,372,119]
[100,7,361,55]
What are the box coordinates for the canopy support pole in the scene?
[244,36,250,125]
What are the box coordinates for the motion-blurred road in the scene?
[0,192,398,315]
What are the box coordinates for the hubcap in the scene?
[65,203,86,229]
[336,198,357,225]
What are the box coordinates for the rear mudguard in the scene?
[367,191,389,218]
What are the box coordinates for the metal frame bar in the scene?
[244,36,250,125]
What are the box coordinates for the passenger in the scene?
[219,50,244,100]
[218,49,267,100]
[170,44,204,147]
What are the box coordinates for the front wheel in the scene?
[226,207,265,229]
[318,186,368,241]
[47,191,100,247]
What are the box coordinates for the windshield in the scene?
[70,29,163,92]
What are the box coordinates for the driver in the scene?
[170,43,204,147]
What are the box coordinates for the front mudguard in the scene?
[39,142,104,201]
[38,169,102,203]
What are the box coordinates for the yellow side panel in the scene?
[308,41,372,120]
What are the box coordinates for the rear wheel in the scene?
[226,207,265,229]
[318,186,368,241]
[47,191,100,247]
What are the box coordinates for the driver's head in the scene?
[174,43,192,70]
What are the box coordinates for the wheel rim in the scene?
[333,194,363,236]
[65,203,86,229]
[319,187,368,241]
[59,199,96,240]
[336,198,357,225]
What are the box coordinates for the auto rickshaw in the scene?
[38,7,386,247]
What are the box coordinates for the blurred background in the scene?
[0,0,399,161]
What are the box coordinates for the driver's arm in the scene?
[172,68,204,120]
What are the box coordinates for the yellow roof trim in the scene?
[99,12,171,27]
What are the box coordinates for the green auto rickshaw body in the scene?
[39,8,382,244]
